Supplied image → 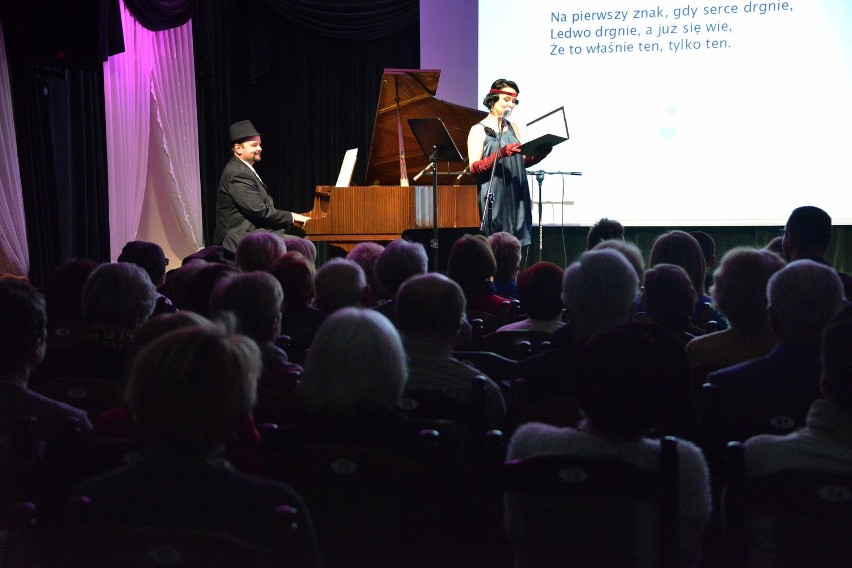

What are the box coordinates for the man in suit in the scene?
[213,120,310,251]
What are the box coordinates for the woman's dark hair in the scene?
[482,78,520,110]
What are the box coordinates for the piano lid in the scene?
[364,69,487,186]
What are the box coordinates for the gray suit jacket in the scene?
[213,157,294,251]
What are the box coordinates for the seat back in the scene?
[479,330,553,360]
[722,442,852,567]
[260,425,463,566]
[30,377,124,423]
[502,436,680,567]
[12,498,304,568]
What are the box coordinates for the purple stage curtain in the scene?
[0,21,28,277]
[104,0,203,262]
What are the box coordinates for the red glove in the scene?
[470,142,523,175]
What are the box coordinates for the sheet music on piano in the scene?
[335,148,358,187]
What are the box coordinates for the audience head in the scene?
[650,230,707,296]
[591,239,644,283]
[396,273,466,344]
[175,262,241,317]
[820,306,852,411]
[574,323,691,440]
[269,252,316,309]
[586,218,624,250]
[782,205,832,261]
[135,311,213,350]
[283,237,317,264]
[181,245,236,267]
[125,324,260,456]
[374,239,429,300]
[235,231,287,272]
[764,235,785,259]
[298,308,407,421]
[487,232,522,281]
[0,279,47,379]
[446,234,497,290]
[711,247,786,332]
[562,249,639,340]
[641,264,696,330]
[517,262,564,321]
[210,271,284,344]
[313,258,369,315]
[82,263,157,331]
[689,231,717,271]
[44,257,98,321]
[118,241,170,288]
[346,242,386,304]
[767,259,846,340]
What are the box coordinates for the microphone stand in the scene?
[480,114,507,235]
[526,170,582,262]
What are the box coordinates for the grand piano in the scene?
[302,69,487,251]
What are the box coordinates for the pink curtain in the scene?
[104,0,203,262]
[0,21,29,278]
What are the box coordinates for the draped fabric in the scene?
[0,22,28,277]
[104,0,203,261]
[122,0,196,32]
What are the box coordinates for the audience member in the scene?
[210,272,302,425]
[43,257,98,324]
[283,237,317,265]
[591,239,644,283]
[30,263,157,385]
[346,241,386,306]
[372,238,428,324]
[395,273,506,430]
[585,217,624,250]
[781,205,852,299]
[686,247,786,376]
[496,262,565,333]
[295,308,459,453]
[313,258,369,316]
[650,230,726,330]
[763,235,784,259]
[0,279,93,438]
[511,249,639,426]
[689,230,717,292]
[735,307,852,565]
[173,262,241,317]
[639,264,706,343]
[76,324,321,563]
[447,233,513,321]
[488,231,522,299]
[505,323,711,567]
[708,259,847,442]
[269,252,323,336]
[235,231,287,272]
[117,240,175,316]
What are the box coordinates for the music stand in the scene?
[408,117,464,271]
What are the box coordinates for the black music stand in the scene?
[408,117,464,271]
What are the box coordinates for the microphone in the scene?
[501,107,513,123]
[412,163,432,182]
[456,166,470,181]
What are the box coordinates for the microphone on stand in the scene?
[500,107,513,125]
[412,163,432,182]
[456,166,470,181]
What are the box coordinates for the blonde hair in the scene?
[126,325,261,454]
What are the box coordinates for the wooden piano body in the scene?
[304,185,479,250]
[303,69,486,250]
